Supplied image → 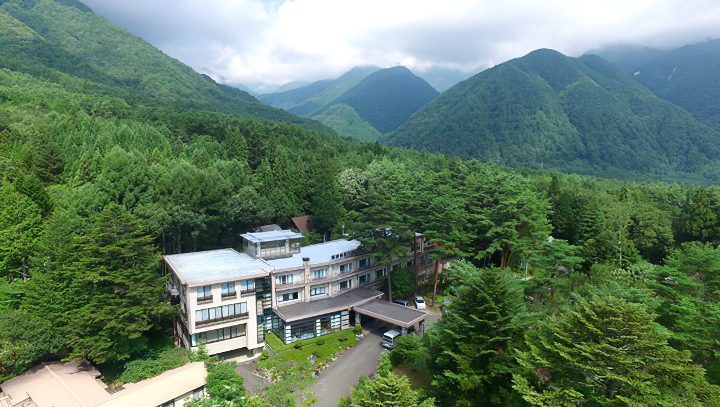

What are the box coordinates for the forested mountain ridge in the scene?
[0,0,328,132]
[385,48,720,182]
[319,66,439,134]
[259,66,381,116]
[260,66,438,140]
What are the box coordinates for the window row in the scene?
[196,280,255,302]
[195,302,248,324]
[191,324,246,346]
[331,251,352,260]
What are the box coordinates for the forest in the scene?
[3,1,720,405]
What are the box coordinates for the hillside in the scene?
[310,103,381,142]
[0,0,327,131]
[258,66,380,116]
[385,49,720,181]
[631,40,720,130]
[586,43,666,74]
[320,66,439,134]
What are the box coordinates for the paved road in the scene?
[311,330,384,407]
[236,359,270,395]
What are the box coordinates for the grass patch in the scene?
[393,361,432,391]
[261,329,357,367]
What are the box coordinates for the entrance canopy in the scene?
[354,299,428,328]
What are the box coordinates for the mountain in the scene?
[0,0,327,132]
[385,49,720,181]
[259,66,381,116]
[630,40,720,130]
[260,65,438,140]
[317,66,439,134]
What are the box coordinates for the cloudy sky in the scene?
[82,0,720,91]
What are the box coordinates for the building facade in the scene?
[164,229,433,354]
[164,249,273,355]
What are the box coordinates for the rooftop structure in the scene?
[240,230,304,244]
[241,230,304,259]
[164,248,272,287]
[265,239,361,270]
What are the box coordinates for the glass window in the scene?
[197,286,212,300]
[240,280,255,294]
[278,292,299,302]
[221,282,236,297]
[339,263,353,273]
[358,274,369,284]
[376,268,387,278]
[310,286,326,296]
[339,280,352,290]
[358,258,367,268]
[276,274,293,285]
[312,269,327,279]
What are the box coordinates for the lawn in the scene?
[261,329,358,367]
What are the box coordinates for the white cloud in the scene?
[81,0,720,90]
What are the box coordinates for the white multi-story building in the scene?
[164,248,273,356]
[165,229,431,355]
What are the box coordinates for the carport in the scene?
[353,299,428,334]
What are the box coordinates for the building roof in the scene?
[96,362,206,407]
[0,362,207,407]
[354,299,428,328]
[164,249,273,287]
[274,288,382,322]
[291,215,313,233]
[0,362,108,407]
[241,230,304,243]
[265,239,362,270]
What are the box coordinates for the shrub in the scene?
[119,347,190,383]
[316,340,326,346]
[352,325,363,334]
[294,343,303,349]
[259,349,269,361]
[206,361,245,402]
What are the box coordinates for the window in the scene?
[161,402,174,407]
[191,323,246,346]
[339,280,352,290]
[276,274,293,285]
[221,282,236,298]
[358,274,370,284]
[339,262,353,273]
[358,258,368,269]
[376,268,387,278]
[197,286,212,302]
[311,269,327,280]
[195,302,248,325]
[278,292,299,302]
[331,251,351,261]
[240,280,255,294]
[310,285,326,296]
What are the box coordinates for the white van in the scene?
[381,329,401,349]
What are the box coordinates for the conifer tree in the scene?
[425,261,528,406]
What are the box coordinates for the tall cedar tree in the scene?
[425,261,528,406]
[25,204,173,364]
[514,295,720,406]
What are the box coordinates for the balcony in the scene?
[195,312,249,327]
[197,295,213,304]
[221,291,237,300]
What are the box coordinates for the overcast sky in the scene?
[82,0,720,91]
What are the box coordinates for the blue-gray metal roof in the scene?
[164,249,273,287]
[240,230,304,243]
[265,239,361,270]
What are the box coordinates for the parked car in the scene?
[382,329,401,349]
[414,295,426,310]
[392,299,410,307]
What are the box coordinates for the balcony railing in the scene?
[221,291,237,299]
[197,295,213,303]
[195,312,249,327]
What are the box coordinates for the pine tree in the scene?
[514,295,720,406]
[425,261,527,406]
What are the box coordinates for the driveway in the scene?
[310,329,384,407]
